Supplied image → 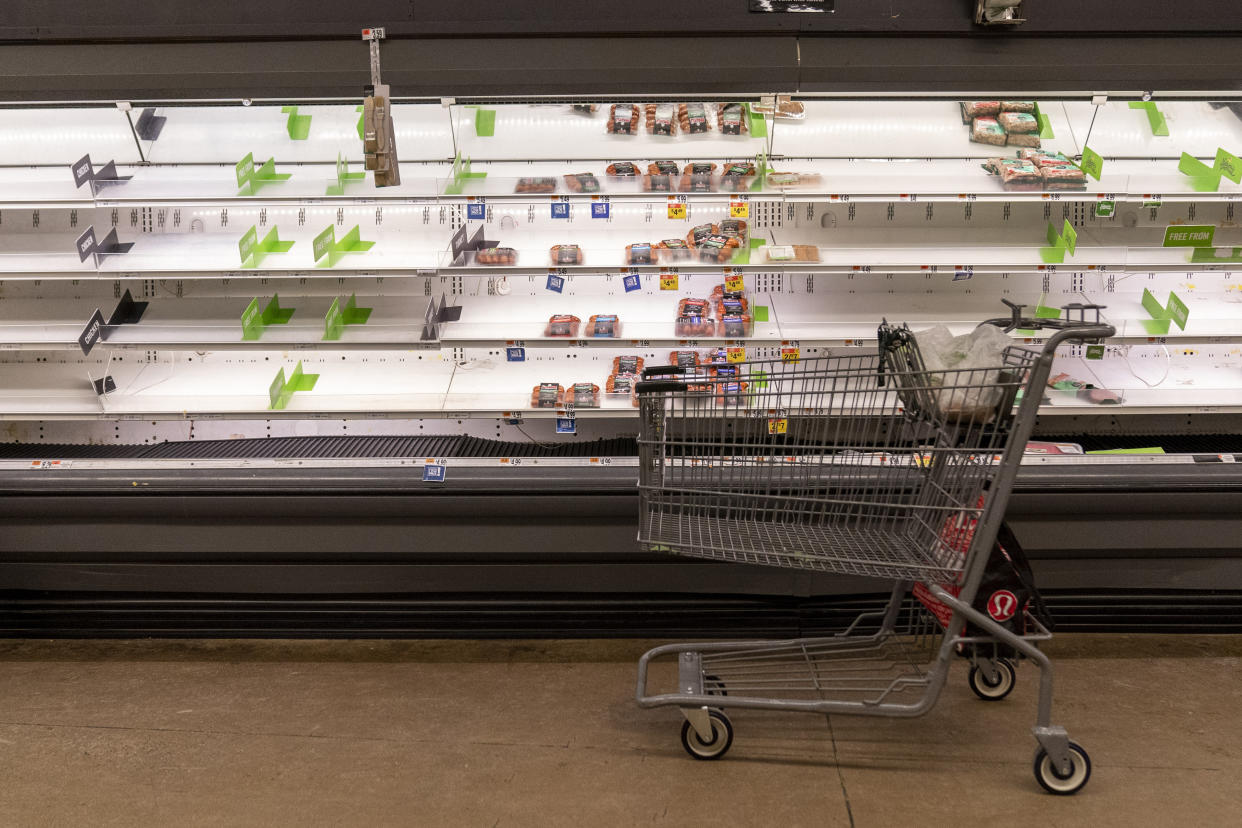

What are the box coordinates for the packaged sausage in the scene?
[715,296,749,316]
[612,355,644,375]
[961,101,1002,122]
[679,103,712,134]
[625,243,656,265]
[704,347,729,364]
[568,382,600,407]
[719,162,756,192]
[686,223,716,247]
[717,313,753,338]
[531,383,564,408]
[697,234,742,264]
[1041,165,1087,190]
[515,177,557,194]
[656,238,692,260]
[719,219,747,239]
[550,244,582,266]
[605,373,639,405]
[677,298,712,317]
[970,118,1008,146]
[544,314,581,337]
[476,247,517,265]
[675,314,716,337]
[668,350,700,367]
[710,283,744,302]
[1006,133,1042,149]
[681,162,717,193]
[644,161,679,193]
[564,173,600,193]
[606,161,639,177]
[708,363,740,379]
[587,314,621,338]
[645,103,678,136]
[717,103,748,135]
[571,104,598,115]
[1001,101,1036,113]
[715,381,748,406]
[999,112,1039,135]
[606,103,639,135]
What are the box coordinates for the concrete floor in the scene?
[0,636,1239,827]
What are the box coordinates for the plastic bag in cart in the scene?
[913,324,1013,421]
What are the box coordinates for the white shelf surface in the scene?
[0,107,139,166]
[0,295,435,350]
[1062,101,1242,160]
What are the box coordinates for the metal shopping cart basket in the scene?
[633,305,1113,795]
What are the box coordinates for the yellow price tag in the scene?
[659,274,679,290]
[768,418,788,435]
[781,347,800,362]
[667,202,687,220]
[726,347,746,364]
[724,274,745,292]
[730,201,749,219]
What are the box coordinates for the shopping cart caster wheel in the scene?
[1033,742,1092,795]
[704,674,728,696]
[968,658,1016,701]
[680,710,733,761]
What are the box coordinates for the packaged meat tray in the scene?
[645,103,678,136]
[717,103,748,135]
[970,117,1008,146]
[678,298,712,317]
[625,243,656,265]
[715,381,748,406]
[996,160,1043,191]
[605,373,639,405]
[696,235,742,264]
[515,177,557,194]
[550,244,582,266]
[711,283,744,302]
[715,296,749,317]
[606,103,639,135]
[1018,149,1073,167]
[612,355,643,375]
[544,314,581,337]
[572,104,599,115]
[719,162,757,192]
[719,219,747,239]
[687,223,716,247]
[1001,101,1036,113]
[999,112,1039,134]
[656,238,692,260]
[708,363,740,379]
[606,161,639,178]
[717,313,753,338]
[1042,165,1088,190]
[961,101,1002,122]
[1006,133,1042,148]
[675,314,716,337]
[764,244,820,263]
[564,173,600,193]
[531,383,564,408]
[566,382,600,407]
[644,161,679,192]
[586,314,620,338]
[668,350,700,367]
[681,162,717,193]
[679,103,712,134]
[476,247,517,266]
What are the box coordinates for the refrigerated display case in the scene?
[2,85,1241,633]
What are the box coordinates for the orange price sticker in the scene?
[767,418,788,435]
[659,274,679,290]
[726,347,746,364]
[729,201,749,218]
[724,273,745,292]
[667,202,687,220]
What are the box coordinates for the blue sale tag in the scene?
[506,346,526,362]
[622,274,641,293]
[422,463,446,482]
[551,202,570,219]
[546,274,565,293]
[556,417,576,434]
[591,202,610,219]
[953,268,974,282]
[466,203,486,220]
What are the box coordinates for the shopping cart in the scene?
[633,305,1113,795]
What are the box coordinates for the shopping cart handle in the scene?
[1040,324,1116,347]
[641,365,686,379]
[635,379,688,394]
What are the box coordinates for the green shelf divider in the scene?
[1141,287,1189,332]
[281,106,312,140]
[238,225,295,269]
[235,152,291,196]
[325,152,367,196]
[1190,246,1242,263]
[1034,102,1055,139]
[268,361,319,410]
[323,294,374,341]
[313,225,376,268]
[1040,219,1077,264]
[745,104,768,138]
[1128,101,1169,136]
[241,294,295,341]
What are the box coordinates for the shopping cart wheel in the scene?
[680,709,734,761]
[1033,741,1092,795]
[704,674,728,696]
[967,658,1016,701]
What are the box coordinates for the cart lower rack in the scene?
[634,309,1112,795]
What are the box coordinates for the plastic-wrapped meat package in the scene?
[1001,101,1036,113]
[645,103,678,136]
[1042,165,1087,190]
[681,163,717,193]
[1018,149,1073,167]
[625,243,656,265]
[679,103,712,134]
[997,160,1043,191]
[999,112,1039,134]
[644,161,678,193]
[544,314,581,337]
[961,101,1002,122]
[717,103,748,135]
[564,173,600,193]
[606,103,639,135]
[657,238,691,260]
[568,382,600,408]
[606,161,639,177]
[1006,133,1042,148]
[531,383,564,408]
[971,118,1008,146]
[587,314,620,338]
[549,244,582,265]
[612,355,643,375]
